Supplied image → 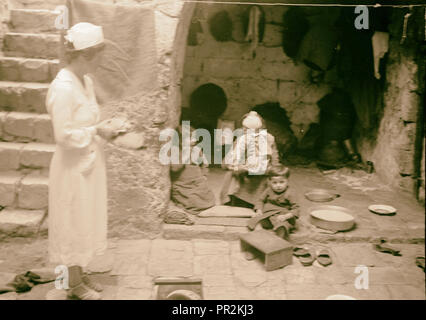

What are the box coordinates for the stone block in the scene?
[264,7,287,24]
[3,112,35,140]
[285,284,336,300]
[18,174,48,209]
[0,57,20,81]
[255,46,288,63]
[0,81,49,113]
[194,255,232,275]
[0,171,22,207]
[3,33,60,59]
[387,285,425,300]
[0,142,23,170]
[262,23,283,47]
[33,114,54,143]
[0,112,6,139]
[192,240,230,255]
[183,57,203,76]
[0,208,45,236]
[202,274,235,287]
[148,239,193,277]
[20,142,55,168]
[162,224,227,241]
[49,60,60,79]
[20,83,49,113]
[115,287,152,300]
[203,58,254,79]
[9,9,60,34]
[262,61,309,82]
[399,90,420,122]
[20,58,50,82]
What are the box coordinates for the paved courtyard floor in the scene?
[0,237,424,300]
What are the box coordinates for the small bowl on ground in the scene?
[304,189,340,202]
[368,204,396,216]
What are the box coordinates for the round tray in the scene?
[309,205,355,231]
[368,204,396,216]
[304,189,340,202]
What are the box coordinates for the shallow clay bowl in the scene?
[304,189,340,202]
[309,205,355,232]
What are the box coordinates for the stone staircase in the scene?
[0,7,60,238]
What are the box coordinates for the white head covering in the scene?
[242,111,263,129]
[65,22,104,51]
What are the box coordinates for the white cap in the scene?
[65,22,104,51]
[242,111,263,129]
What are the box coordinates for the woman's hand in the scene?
[96,119,120,141]
[254,209,263,217]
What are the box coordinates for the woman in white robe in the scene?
[46,22,114,300]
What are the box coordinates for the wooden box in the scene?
[240,230,293,271]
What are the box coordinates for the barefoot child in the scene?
[248,165,300,239]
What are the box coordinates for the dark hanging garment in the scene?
[298,24,339,71]
[281,7,309,59]
[298,8,340,71]
[336,8,383,130]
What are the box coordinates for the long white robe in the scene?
[46,68,107,267]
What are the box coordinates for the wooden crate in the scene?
[240,230,293,271]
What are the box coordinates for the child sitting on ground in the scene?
[248,165,300,239]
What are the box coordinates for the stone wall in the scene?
[181,3,334,140]
[355,8,425,194]
[0,0,9,52]
[100,0,193,238]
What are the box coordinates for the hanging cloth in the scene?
[372,31,389,79]
[244,6,263,58]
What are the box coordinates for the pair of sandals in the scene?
[67,275,103,300]
[293,247,332,267]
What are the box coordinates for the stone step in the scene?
[0,141,55,170]
[9,9,61,34]
[0,57,59,83]
[162,222,425,244]
[163,224,249,241]
[3,32,60,59]
[0,81,49,113]
[8,0,65,10]
[0,171,48,210]
[0,208,46,238]
[0,111,54,143]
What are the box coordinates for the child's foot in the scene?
[244,251,257,261]
[274,226,289,239]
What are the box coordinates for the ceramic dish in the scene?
[368,204,397,216]
[309,205,355,231]
[304,189,340,202]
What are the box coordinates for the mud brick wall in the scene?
[182,4,335,141]
[356,7,425,194]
